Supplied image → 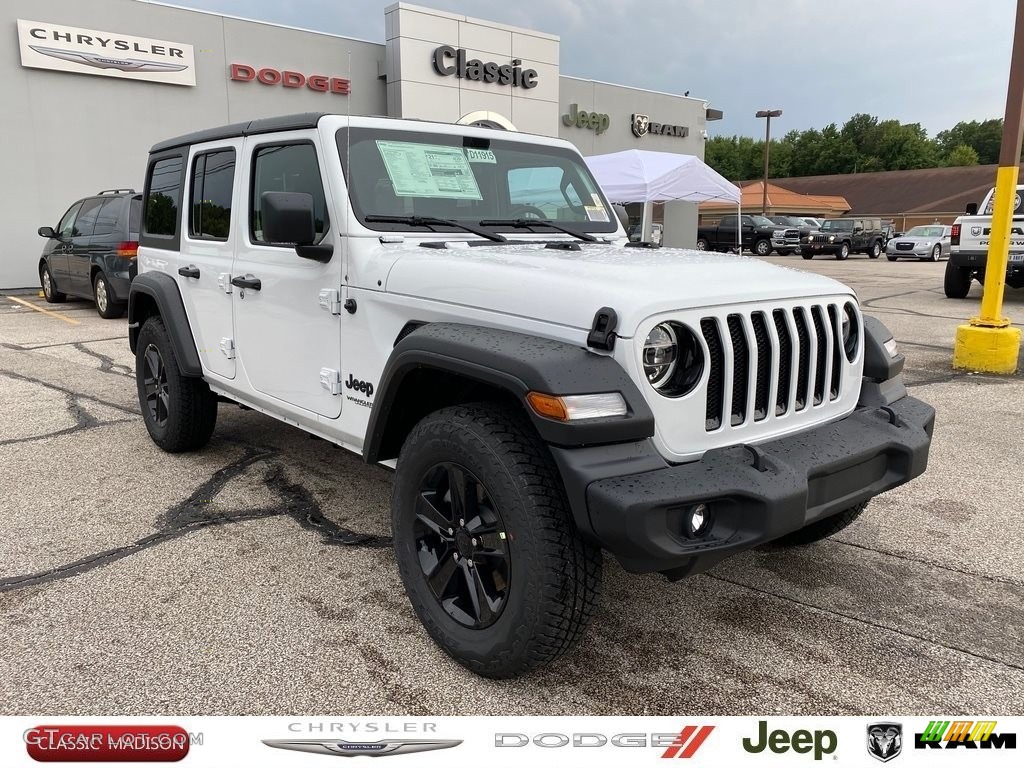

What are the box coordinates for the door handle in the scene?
[231,274,261,290]
[178,265,200,279]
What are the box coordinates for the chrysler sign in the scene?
[17,19,195,86]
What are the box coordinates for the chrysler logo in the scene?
[28,45,188,73]
[262,739,462,757]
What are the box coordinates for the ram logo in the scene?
[631,113,650,138]
[867,723,902,763]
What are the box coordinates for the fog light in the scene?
[685,503,713,538]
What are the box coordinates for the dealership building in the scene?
[0,0,720,290]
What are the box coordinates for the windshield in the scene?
[749,215,776,227]
[905,225,946,238]
[337,128,617,234]
[820,220,854,231]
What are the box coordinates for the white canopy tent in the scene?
[584,149,741,248]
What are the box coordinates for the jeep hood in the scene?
[383,242,853,336]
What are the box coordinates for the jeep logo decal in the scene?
[345,374,374,397]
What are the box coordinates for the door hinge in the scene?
[219,337,236,359]
[318,288,342,315]
[319,367,342,395]
[218,272,233,294]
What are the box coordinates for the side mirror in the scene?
[38,226,56,238]
[853,226,864,233]
[965,202,979,215]
[260,191,332,262]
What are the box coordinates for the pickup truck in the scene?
[945,184,1024,298]
[696,214,782,256]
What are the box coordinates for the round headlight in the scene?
[841,302,859,361]
[828,235,836,243]
[643,322,704,397]
[643,323,678,388]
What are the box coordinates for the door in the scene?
[87,196,127,287]
[179,144,239,380]
[717,215,738,249]
[231,135,342,418]
[68,197,102,294]
[47,201,82,285]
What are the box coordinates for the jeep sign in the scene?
[17,19,195,86]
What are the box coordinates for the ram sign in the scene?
[17,19,196,86]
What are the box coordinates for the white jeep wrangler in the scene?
[129,113,934,678]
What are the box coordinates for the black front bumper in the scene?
[552,394,934,577]
[951,250,1024,286]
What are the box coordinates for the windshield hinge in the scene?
[587,307,618,351]
[318,288,342,315]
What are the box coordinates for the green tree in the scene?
[944,144,980,166]
[936,119,1002,164]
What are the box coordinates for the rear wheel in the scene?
[391,404,601,678]
[135,316,217,452]
[868,241,882,258]
[93,273,125,319]
[774,501,868,546]
[40,264,66,303]
[944,260,972,298]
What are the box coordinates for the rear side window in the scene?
[129,197,142,239]
[74,198,103,237]
[190,149,235,240]
[92,197,125,238]
[250,143,329,245]
[143,155,184,244]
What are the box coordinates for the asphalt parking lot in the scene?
[1,256,1022,716]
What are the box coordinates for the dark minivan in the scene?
[38,190,141,318]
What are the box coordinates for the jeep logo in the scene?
[742,721,837,760]
[345,374,374,397]
[562,103,609,135]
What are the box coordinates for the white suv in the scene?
[129,113,934,678]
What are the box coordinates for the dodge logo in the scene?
[632,113,650,138]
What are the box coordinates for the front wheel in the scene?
[135,316,217,452]
[391,404,601,678]
[943,260,972,298]
[695,237,709,250]
[774,501,868,546]
[40,264,66,303]
[776,248,793,256]
[835,242,850,260]
[753,238,772,256]
[929,244,942,262]
[801,250,814,260]
[887,255,898,262]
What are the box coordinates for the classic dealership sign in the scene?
[431,45,538,89]
[17,19,195,86]
[631,113,689,138]
[230,63,350,95]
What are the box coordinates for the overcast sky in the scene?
[166,0,1016,138]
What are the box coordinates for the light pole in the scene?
[755,109,782,215]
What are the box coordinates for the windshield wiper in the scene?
[364,214,506,243]
[478,218,598,243]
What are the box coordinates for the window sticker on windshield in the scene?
[376,140,483,199]
[466,148,496,164]
[585,205,609,222]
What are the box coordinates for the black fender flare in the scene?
[128,271,202,377]
[862,315,905,382]
[362,323,655,463]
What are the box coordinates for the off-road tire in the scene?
[887,255,898,262]
[135,316,217,452]
[835,242,851,260]
[868,241,882,259]
[773,501,869,546]
[943,260,972,298]
[93,272,125,319]
[40,264,66,303]
[391,404,601,678]
[801,250,814,260]
[753,238,772,256]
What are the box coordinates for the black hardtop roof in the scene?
[150,113,329,153]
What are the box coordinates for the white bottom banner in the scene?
[2,715,1021,766]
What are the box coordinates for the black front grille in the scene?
[701,318,724,431]
[751,313,771,421]
[811,306,828,406]
[895,241,915,251]
[794,308,811,411]
[772,309,792,416]
[726,315,749,426]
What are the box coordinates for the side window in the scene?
[73,198,103,237]
[251,143,329,244]
[92,197,125,238]
[189,149,235,240]
[143,155,184,240]
[57,202,83,238]
[129,197,142,239]
[720,215,736,226]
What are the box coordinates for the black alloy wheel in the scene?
[142,344,170,428]
[414,462,510,629]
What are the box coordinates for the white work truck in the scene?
[946,184,1024,297]
[128,113,934,678]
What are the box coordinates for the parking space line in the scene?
[6,296,80,325]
